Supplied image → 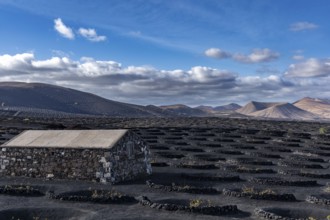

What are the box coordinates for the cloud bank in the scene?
[285,58,330,78]
[233,49,279,63]
[205,48,279,64]
[0,53,329,105]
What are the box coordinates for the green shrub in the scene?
[319,127,328,134]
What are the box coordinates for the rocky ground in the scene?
[0,116,329,220]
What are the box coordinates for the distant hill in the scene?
[236,101,282,115]
[249,103,318,120]
[195,105,214,113]
[159,104,206,116]
[195,103,241,114]
[293,97,330,118]
[0,82,172,117]
[214,103,241,111]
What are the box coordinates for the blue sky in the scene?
[0,0,330,106]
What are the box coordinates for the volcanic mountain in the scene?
[236,101,282,115]
[249,102,318,120]
[194,105,214,113]
[214,103,242,111]
[0,82,172,117]
[293,97,330,118]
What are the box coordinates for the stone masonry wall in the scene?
[0,147,105,181]
[0,131,151,184]
[97,131,152,183]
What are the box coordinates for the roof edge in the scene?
[1,129,131,149]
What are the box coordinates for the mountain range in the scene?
[237,102,318,120]
[0,82,329,121]
[293,97,330,118]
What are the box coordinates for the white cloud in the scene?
[53,18,106,42]
[285,58,330,78]
[0,53,34,71]
[32,57,76,70]
[78,28,106,42]
[78,59,121,76]
[205,48,279,64]
[54,18,75,39]
[233,48,279,63]
[238,75,287,87]
[290,22,319,32]
[204,48,231,59]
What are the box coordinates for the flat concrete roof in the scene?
[2,130,129,149]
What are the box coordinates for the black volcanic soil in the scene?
[0,116,329,219]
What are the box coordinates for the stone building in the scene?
[0,130,152,184]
